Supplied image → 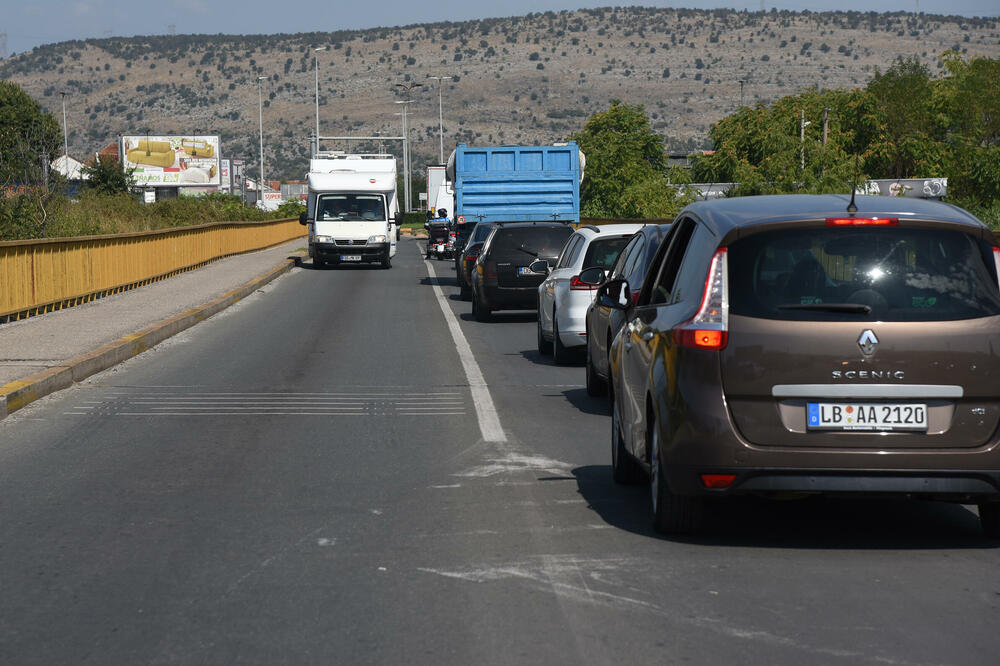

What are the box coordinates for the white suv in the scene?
[536,224,645,364]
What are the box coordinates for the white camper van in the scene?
[300,153,401,268]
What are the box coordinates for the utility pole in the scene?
[800,109,811,172]
[59,91,69,171]
[257,76,266,206]
[394,81,423,213]
[313,46,327,153]
[428,75,452,164]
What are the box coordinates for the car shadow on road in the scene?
[517,348,586,367]
[572,465,996,549]
[458,311,538,323]
[562,387,610,416]
[421,276,459,288]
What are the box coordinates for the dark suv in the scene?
[604,194,1000,536]
[470,221,574,322]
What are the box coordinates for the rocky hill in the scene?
[3,7,999,181]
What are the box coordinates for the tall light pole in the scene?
[59,91,69,173]
[427,75,452,164]
[313,46,326,154]
[394,81,423,213]
[257,76,266,205]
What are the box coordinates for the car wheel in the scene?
[381,253,391,269]
[473,290,491,322]
[611,392,642,484]
[585,334,607,397]
[459,282,471,300]
[536,308,552,355]
[980,502,1000,539]
[650,415,702,534]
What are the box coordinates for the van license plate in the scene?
[807,403,927,431]
[340,255,362,262]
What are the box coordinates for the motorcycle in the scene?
[425,221,454,260]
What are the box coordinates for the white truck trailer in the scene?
[299,153,401,268]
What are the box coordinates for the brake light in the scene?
[993,247,1000,292]
[825,217,898,226]
[671,248,728,350]
[569,275,598,291]
[701,474,736,489]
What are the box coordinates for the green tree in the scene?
[81,156,135,195]
[571,100,690,218]
[0,81,62,186]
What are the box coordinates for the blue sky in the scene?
[4,1,998,57]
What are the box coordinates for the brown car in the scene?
[604,194,1000,536]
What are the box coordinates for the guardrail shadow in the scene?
[573,464,996,549]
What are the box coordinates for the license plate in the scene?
[807,403,927,431]
[517,266,533,276]
[340,255,362,262]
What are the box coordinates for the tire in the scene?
[611,392,642,484]
[649,415,702,534]
[585,334,607,397]
[314,257,325,269]
[980,502,1000,539]
[552,309,569,365]
[473,289,491,322]
[459,282,471,301]
[536,308,552,355]
[381,252,392,269]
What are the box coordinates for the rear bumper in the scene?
[480,285,539,311]
[666,465,1000,502]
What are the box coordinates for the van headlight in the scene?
[368,234,387,244]
[314,235,333,244]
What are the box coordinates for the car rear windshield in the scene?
[469,223,493,244]
[728,226,1000,322]
[491,226,574,259]
[582,236,632,270]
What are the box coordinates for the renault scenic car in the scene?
[604,194,1000,536]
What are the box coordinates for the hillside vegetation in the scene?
[3,7,999,180]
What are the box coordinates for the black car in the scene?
[584,223,670,396]
[470,221,574,322]
[452,219,481,274]
[457,222,495,300]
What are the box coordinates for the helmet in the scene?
[438,208,448,218]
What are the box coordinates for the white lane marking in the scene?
[423,256,506,443]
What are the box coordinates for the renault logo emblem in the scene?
[858,329,879,356]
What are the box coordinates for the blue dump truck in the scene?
[446,142,585,228]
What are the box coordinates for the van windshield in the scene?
[317,194,386,221]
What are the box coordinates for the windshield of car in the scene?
[491,226,574,260]
[728,226,1000,321]
[582,236,632,270]
[316,194,386,221]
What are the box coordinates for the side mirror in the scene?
[529,259,550,274]
[299,211,308,226]
[577,266,605,286]
[597,278,630,310]
[424,222,430,230]
[394,211,403,225]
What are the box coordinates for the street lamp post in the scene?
[394,82,423,213]
[427,75,452,164]
[313,46,326,155]
[59,91,69,175]
[257,76,266,206]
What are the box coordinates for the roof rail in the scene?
[580,224,600,233]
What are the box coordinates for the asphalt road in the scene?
[1,237,997,665]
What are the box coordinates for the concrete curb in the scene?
[0,256,300,420]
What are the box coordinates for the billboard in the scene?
[122,135,221,187]
[220,159,231,192]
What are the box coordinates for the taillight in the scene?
[569,275,598,291]
[672,247,728,350]
[993,247,1000,292]
[701,474,736,489]
[825,217,898,226]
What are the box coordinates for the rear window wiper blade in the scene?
[777,303,872,314]
[516,247,539,258]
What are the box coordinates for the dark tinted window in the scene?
[470,223,493,244]
[728,227,1000,321]
[610,235,641,280]
[490,226,574,259]
[647,219,697,306]
[582,236,632,270]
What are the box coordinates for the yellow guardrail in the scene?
[0,219,306,322]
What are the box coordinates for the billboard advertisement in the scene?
[122,135,221,187]
[220,159,231,192]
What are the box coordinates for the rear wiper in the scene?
[516,247,539,258]
[777,303,872,314]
